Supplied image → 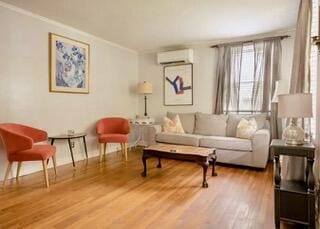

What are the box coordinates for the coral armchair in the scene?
[0,123,56,188]
[96,117,130,162]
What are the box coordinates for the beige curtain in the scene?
[214,45,243,114]
[282,0,312,181]
[252,39,282,113]
[252,39,282,139]
[214,38,282,122]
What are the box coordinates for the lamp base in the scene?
[283,118,305,145]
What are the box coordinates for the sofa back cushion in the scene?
[167,112,195,134]
[194,113,228,136]
[226,113,268,137]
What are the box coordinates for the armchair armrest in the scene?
[251,129,271,168]
[0,129,33,153]
[20,125,48,143]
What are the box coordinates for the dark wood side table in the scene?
[49,133,88,167]
[270,139,316,229]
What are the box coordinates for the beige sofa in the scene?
[152,112,270,169]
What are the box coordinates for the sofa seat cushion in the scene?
[199,136,252,151]
[156,132,201,147]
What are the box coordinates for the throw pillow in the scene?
[163,115,185,134]
[226,113,268,137]
[236,118,258,139]
[194,113,228,136]
[167,112,195,134]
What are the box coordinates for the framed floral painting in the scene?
[49,33,90,93]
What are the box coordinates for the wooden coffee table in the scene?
[141,143,217,188]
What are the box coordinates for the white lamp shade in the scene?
[278,93,313,118]
[137,81,153,94]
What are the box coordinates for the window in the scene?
[238,45,264,113]
[223,44,265,114]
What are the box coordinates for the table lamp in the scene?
[137,81,153,117]
[278,93,313,145]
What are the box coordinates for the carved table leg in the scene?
[307,157,315,229]
[200,161,209,188]
[307,157,315,192]
[274,154,281,187]
[274,154,281,229]
[157,157,162,168]
[211,154,217,177]
[141,153,148,177]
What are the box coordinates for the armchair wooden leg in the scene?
[16,162,22,181]
[124,143,128,161]
[42,160,49,188]
[99,143,105,162]
[120,143,124,155]
[3,162,13,187]
[104,143,107,159]
[52,155,57,176]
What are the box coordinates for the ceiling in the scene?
[2,0,299,52]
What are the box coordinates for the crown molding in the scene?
[0,1,138,54]
[140,28,296,54]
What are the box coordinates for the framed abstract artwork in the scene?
[49,33,90,93]
[164,63,193,106]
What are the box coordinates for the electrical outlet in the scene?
[71,141,75,148]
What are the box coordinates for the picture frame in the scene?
[49,33,90,94]
[164,63,193,106]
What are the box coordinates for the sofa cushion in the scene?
[236,118,258,139]
[167,112,195,134]
[194,113,228,136]
[226,113,267,137]
[199,136,252,151]
[156,132,201,147]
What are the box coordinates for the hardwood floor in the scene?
[0,148,298,228]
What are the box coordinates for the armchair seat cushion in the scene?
[99,134,128,143]
[8,145,56,162]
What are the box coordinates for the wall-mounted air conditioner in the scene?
[157,49,194,65]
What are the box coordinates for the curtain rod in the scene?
[210,35,290,48]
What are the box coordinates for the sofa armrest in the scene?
[251,129,271,168]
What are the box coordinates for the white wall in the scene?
[138,46,217,121]
[0,4,139,180]
[138,36,295,122]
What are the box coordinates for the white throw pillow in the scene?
[236,118,258,139]
[163,115,185,134]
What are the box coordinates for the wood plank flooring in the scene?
[0,148,297,228]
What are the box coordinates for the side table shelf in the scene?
[270,139,316,229]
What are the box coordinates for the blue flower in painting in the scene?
[56,41,63,51]
[55,40,87,89]
[72,46,78,51]
[63,53,69,60]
